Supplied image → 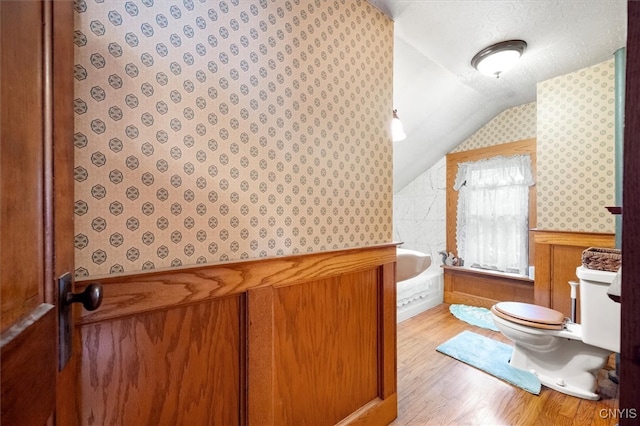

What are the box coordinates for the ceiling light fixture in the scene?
[392,109,406,142]
[471,40,527,78]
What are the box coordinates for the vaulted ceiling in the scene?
[368,0,627,192]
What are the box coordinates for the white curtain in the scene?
[454,154,534,275]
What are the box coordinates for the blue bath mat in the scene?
[450,304,499,331]
[436,330,541,395]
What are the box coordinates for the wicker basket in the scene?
[581,247,621,272]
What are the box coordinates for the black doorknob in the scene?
[66,283,103,311]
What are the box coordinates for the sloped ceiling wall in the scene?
[368,0,627,193]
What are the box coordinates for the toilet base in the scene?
[533,369,600,400]
[508,339,612,400]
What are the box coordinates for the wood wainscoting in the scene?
[75,244,397,425]
[443,266,534,309]
[532,230,615,321]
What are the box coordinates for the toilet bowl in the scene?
[491,266,620,400]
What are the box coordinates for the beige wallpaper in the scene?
[449,56,615,235]
[73,0,393,277]
[450,102,537,153]
[536,58,615,233]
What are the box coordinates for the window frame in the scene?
[446,139,537,269]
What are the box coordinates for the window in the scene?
[454,154,534,275]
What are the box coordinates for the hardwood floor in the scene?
[391,304,619,426]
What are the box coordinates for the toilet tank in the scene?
[577,266,620,353]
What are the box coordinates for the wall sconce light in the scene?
[392,109,406,142]
[471,40,527,78]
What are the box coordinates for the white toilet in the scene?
[490,266,620,400]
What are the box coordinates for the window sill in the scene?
[442,265,533,284]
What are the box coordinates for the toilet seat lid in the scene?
[493,302,565,330]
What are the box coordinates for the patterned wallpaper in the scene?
[450,102,537,153]
[536,58,615,233]
[448,57,616,234]
[73,0,393,277]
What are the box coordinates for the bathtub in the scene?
[396,248,444,322]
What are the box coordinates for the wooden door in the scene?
[1,1,75,424]
[621,0,640,419]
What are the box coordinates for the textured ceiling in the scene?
[368,0,627,192]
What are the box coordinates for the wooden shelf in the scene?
[606,206,622,215]
[442,265,533,283]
